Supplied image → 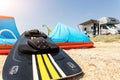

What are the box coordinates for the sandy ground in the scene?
[0,42,120,80]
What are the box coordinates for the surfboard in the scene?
[2,29,83,80]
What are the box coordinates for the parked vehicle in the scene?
[80,17,120,37]
[100,24,118,34]
[99,17,120,35]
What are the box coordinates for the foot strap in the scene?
[18,37,59,54]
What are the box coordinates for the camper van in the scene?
[99,17,120,35]
[80,17,120,37]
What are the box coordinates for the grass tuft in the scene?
[91,34,120,42]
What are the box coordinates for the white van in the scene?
[100,24,118,34]
[99,17,120,35]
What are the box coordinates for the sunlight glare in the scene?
[0,0,12,11]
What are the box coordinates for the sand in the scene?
[0,55,7,80]
[0,42,120,80]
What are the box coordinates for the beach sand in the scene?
[0,42,120,80]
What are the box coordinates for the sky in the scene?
[0,0,120,34]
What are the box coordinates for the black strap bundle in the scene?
[24,29,47,38]
[18,37,59,54]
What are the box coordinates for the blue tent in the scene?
[0,16,20,54]
[49,23,91,42]
[0,16,20,39]
[49,23,93,49]
[0,16,20,44]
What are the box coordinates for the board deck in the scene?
[2,30,83,80]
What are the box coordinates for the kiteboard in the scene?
[2,29,83,80]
